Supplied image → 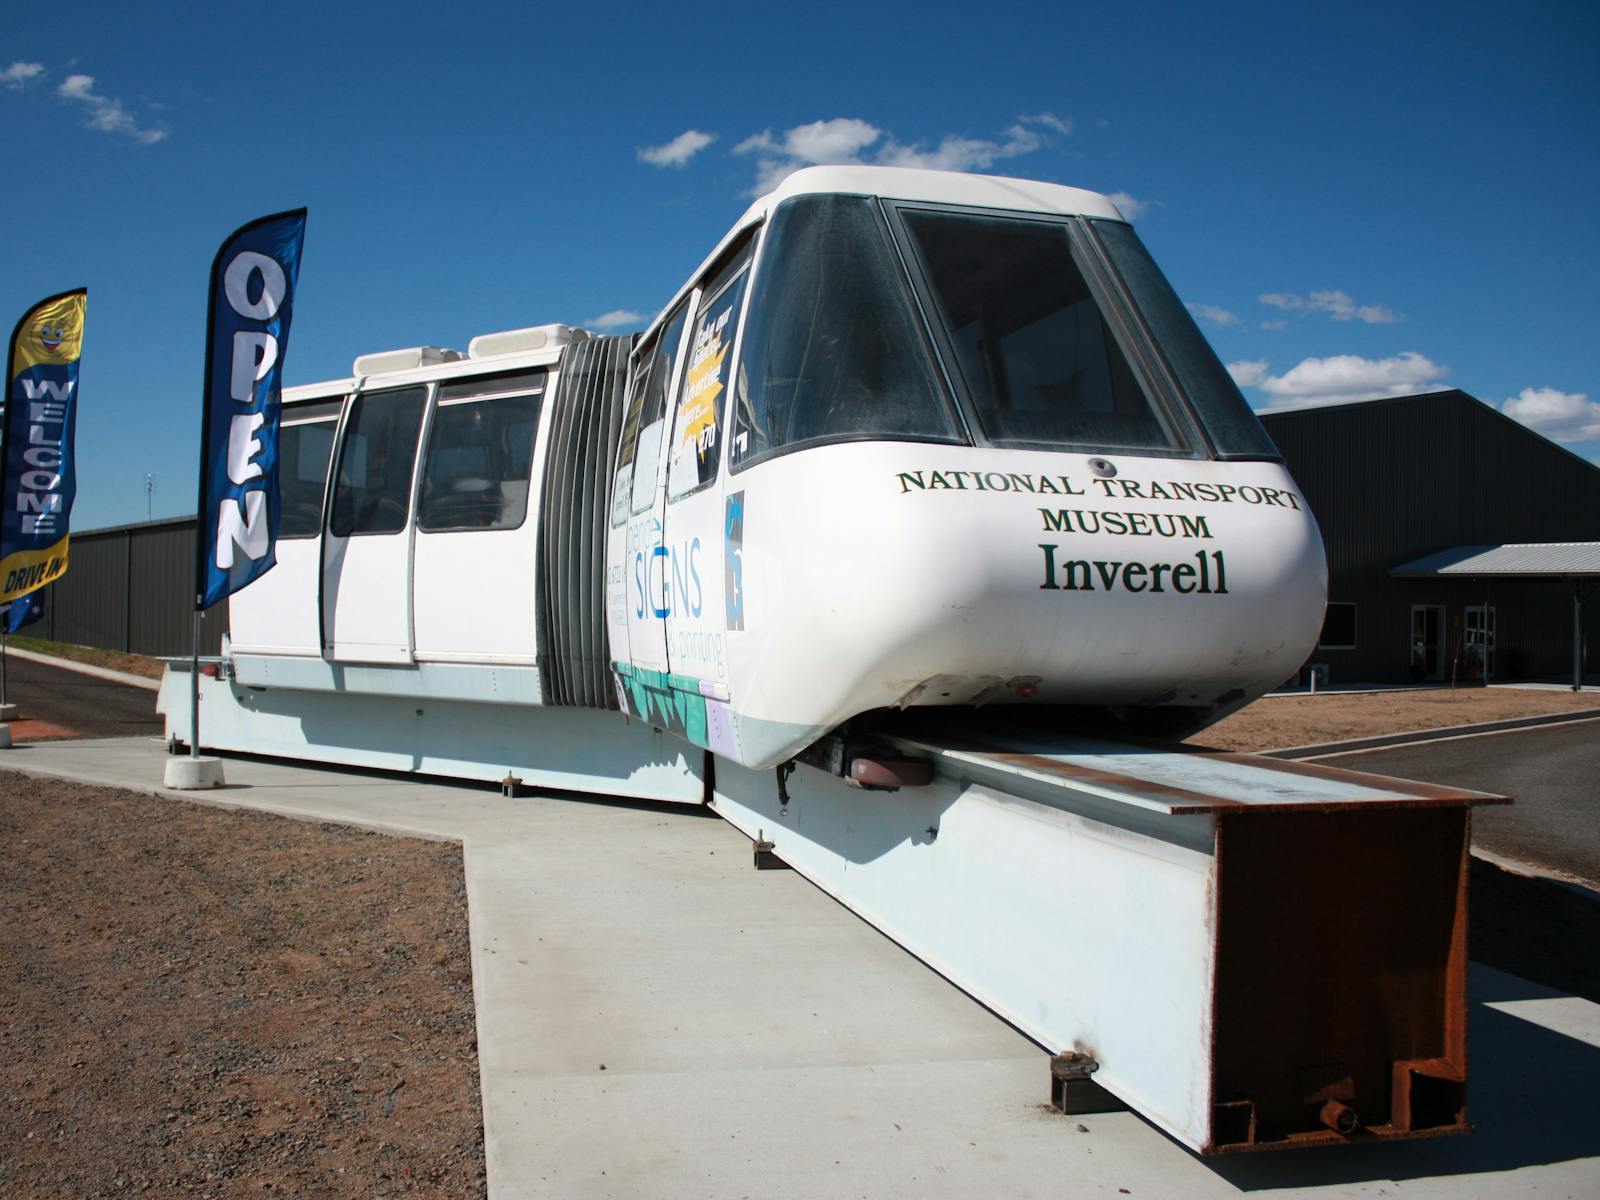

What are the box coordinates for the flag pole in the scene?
[185,210,230,770]
[190,603,201,757]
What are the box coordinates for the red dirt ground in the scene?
[0,775,484,1199]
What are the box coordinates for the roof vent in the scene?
[351,346,465,376]
[468,324,588,359]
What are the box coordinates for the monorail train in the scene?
[226,165,1327,774]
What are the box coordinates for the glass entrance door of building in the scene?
[1465,604,1497,681]
[1411,605,1445,681]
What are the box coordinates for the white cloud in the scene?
[877,121,1045,172]
[1259,319,1289,331]
[1018,112,1072,135]
[638,129,715,168]
[585,309,648,331]
[1236,352,1450,409]
[1,61,45,89]
[734,117,883,193]
[785,117,883,163]
[735,118,880,162]
[1501,387,1600,443]
[1187,303,1238,327]
[1107,191,1149,221]
[1226,360,1270,388]
[56,73,166,143]
[734,114,1067,195]
[1258,289,1402,324]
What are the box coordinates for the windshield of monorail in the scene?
[728,194,1276,467]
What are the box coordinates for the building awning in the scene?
[1390,542,1600,579]
[1390,544,1598,690]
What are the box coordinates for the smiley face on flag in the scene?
[29,316,81,363]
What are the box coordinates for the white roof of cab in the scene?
[765,165,1125,221]
[639,166,1126,345]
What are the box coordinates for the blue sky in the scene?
[3,0,1597,531]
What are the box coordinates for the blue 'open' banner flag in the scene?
[2,289,85,606]
[196,209,307,610]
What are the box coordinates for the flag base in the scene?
[0,703,17,722]
[164,755,225,790]
[0,724,10,749]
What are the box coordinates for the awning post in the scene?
[1576,582,1584,692]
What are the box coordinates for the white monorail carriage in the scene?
[220,165,1326,780]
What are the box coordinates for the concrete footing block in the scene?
[0,723,11,749]
[0,703,18,722]
[164,755,226,790]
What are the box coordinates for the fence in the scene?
[19,517,228,658]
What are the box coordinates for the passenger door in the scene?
[411,371,546,664]
[618,303,694,678]
[661,244,754,703]
[322,384,430,663]
[228,399,339,655]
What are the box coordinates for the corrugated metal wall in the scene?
[1261,390,1600,683]
[26,517,227,657]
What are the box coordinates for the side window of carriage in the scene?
[667,242,754,500]
[277,400,341,538]
[611,348,654,527]
[611,302,693,525]
[330,386,429,537]
[417,369,546,533]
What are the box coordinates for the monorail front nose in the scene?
[730,444,1327,763]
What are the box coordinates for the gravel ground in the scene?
[0,775,484,1199]
[1192,685,1600,751]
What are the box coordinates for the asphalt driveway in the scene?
[0,652,163,742]
[1314,718,1600,886]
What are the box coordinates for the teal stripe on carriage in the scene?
[613,662,709,748]
[611,661,834,770]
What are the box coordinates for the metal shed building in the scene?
[1259,390,1600,687]
[16,516,226,658]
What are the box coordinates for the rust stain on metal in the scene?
[1205,751,1511,807]
[1206,806,1473,1154]
[918,737,1508,814]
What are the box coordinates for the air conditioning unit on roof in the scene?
[468,324,587,359]
[352,346,465,376]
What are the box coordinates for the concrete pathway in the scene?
[2,738,1597,1199]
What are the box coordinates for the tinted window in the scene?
[611,350,655,527]
[669,249,751,499]
[729,195,958,470]
[1091,220,1280,459]
[330,386,427,536]
[440,368,547,402]
[278,414,336,538]
[612,304,691,521]
[901,210,1185,454]
[418,384,543,532]
[1320,602,1356,649]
